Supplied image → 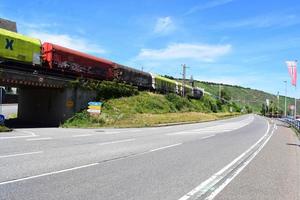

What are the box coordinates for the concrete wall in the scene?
[18,87,97,125]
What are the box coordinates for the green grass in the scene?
[0,125,11,132]
[62,91,242,128]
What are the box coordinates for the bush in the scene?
[165,93,195,111]
[69,79,139,100]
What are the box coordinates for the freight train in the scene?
[0,28,203,99]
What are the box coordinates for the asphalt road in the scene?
[0,103,17,118]
[0,114,299,200]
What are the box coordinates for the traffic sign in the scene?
[66,100,74,108]
[88,105,101,110]
[87,109,101,113]
[88,102,102,106]
[0,114,5,125]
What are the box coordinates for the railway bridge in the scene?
[0,66,97,126]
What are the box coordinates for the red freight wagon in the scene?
[42,42,114,80]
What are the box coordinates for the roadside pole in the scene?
[277,91,280,115]
[294,89,297,119]
[284,81,287,117]
[0,87,2,115]
[182,64,187,97]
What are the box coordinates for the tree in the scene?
[261,103,267,116]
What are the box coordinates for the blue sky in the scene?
[2,0,300,97]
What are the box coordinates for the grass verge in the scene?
[62,91,242,128]
[0,125,12,132]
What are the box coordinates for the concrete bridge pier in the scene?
[18,87,97,126]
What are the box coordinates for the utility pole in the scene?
[219,85,222,100]
[277,91,280,116]
[294,60,298,119]
[284,80,287,116]
[182,64,187,97]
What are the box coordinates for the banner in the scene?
[286,60,297,86]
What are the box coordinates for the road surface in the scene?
[0,114,299,200]
[0,103,17,118]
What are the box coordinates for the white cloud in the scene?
[185,0,234,15]
[28,31,106,55]
[154,16,175,34]
[136,43,232,62]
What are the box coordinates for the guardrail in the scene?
[281,117,300,130]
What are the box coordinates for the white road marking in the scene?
[19,130,37,136]
[178,119,273,200]
[206,124,276,200]
[168,116,254,136]
[71,134,93,137]
[0,163,98,186]
[26,137,52,141]
[0,130,37,140]
[201,135,215,139]
[97,138,136,146]
[0,151,43,159]
[149,143,182,152]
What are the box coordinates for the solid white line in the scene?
[0,163,98,186]
[97,138,136,146]
[149,143,182,152]
[0,151,43,159]
[205,124,276,200]
[71,134,93,137]
[26,137,52,141]
[178,119,271,200]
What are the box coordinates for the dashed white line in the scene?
[0,163,98,186]
[201,135,215,139]
[149,143,182,152]
[97,138,136,146]
[0,151,43,159]
[26,137,52,141]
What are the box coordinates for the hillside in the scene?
[194,81,298,114]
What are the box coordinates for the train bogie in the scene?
[0,28,41,65]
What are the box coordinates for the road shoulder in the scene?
[214,120,300,200]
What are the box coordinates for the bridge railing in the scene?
[281,117,300,130]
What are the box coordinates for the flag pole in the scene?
[295,60,297,119]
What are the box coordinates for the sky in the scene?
[1,0,300,98]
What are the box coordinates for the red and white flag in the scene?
[286,60,297,86]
